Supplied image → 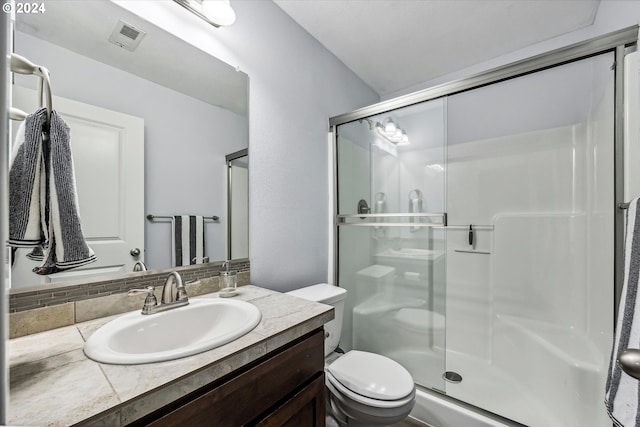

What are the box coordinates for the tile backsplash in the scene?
[9,260,250,338]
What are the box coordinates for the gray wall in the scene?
[117,0,380,292]
[229,1,379,291]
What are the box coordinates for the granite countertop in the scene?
[8,285,334,426]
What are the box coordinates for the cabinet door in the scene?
[255,373,326,427]
[138,329,324,427]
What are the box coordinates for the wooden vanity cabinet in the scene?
[131,328,326,427]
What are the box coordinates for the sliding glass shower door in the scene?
[442,52,615,427]
[334,50,615,427]
[335,99,447,392]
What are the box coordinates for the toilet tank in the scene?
[286,284,346,357]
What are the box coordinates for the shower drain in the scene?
[443,371,463,383]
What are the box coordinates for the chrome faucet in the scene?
[128,272,189,315]
[132,261,147,272]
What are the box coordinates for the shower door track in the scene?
[330,24,639,320]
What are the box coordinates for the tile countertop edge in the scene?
[9,286,334,427]
[96,309,334,426]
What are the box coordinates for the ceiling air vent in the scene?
[108,19,146,52]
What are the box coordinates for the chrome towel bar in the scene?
[146,214,219,221]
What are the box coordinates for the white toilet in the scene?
[286,283,416,426]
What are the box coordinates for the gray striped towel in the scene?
[172,215,205,266]
[606,197,640,426]
[8,110,45,248]
[8,108,96,274]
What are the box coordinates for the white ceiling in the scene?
[274,0,601,97]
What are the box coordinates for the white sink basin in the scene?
[84,298,261,365]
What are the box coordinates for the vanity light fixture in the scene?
[173,0,237,27]
[367,117,410,146]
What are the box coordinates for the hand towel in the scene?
[8,108,96,274]
[38,110,96,273]
[172,215,205,266]
[606,197,640,426]
[8,109,45,247]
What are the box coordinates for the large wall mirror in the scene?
[9,1,249,290]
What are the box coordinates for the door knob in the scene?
[619,349,640,379]
[130,248,141,257]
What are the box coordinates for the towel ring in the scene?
[37,70,53,126]
[9,53,52,127]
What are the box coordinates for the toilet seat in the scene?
[326,350,415,408]
[326,371,415,409]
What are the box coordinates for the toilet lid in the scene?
[326,350,414,401]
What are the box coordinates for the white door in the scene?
[10,86,144,288]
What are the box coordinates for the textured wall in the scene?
[115,0,379,291]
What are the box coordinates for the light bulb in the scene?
[201,0,236,26]
[384,118,397,135]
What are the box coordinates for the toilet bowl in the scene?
[286,283,416,426]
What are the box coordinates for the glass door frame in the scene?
[330,25,638,317]
[225,148,248,260]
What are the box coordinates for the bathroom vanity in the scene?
[136,329,325,426]
[8,286,333,426]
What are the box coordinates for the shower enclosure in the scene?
[331,27,637,427]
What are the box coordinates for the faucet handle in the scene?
[128,286,157,314]
[128,286,155,296]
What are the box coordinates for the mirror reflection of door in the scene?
[10,87,144,288]
[226,149,248,260]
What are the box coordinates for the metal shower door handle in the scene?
[357,199,370,218]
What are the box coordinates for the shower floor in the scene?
[445,351,563,427]
[386,349,567,427]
